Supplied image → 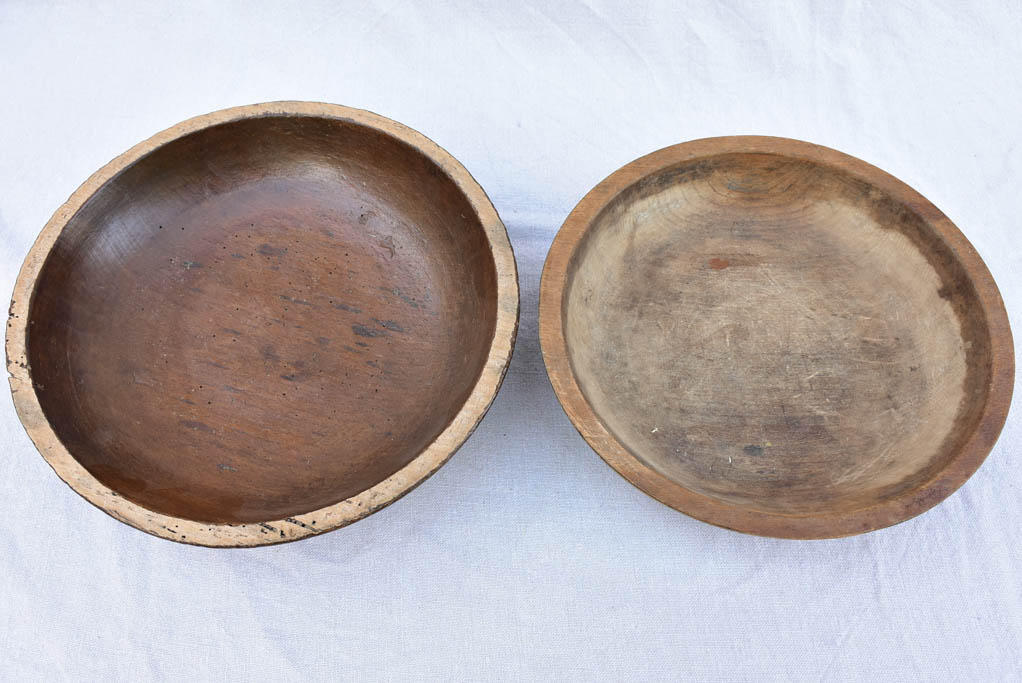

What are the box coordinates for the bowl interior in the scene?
[27,115,498,523]
[563,152,993,515]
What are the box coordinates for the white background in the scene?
[1,1,1020,680]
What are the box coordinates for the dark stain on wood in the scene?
[352,324,386,338]
[373,319,405,333]
[330,301,362,314]
[180,420,214,433]
[257,244,286,257]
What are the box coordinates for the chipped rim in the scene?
[6,101,519,547]
[539,135,1014,539]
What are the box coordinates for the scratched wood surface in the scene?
[7,102,519,546]
[540,136,1013,539]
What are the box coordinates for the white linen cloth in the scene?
[0,1,1019,680]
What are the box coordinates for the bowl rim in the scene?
[6,101,520,547]
[539,135,1014,539]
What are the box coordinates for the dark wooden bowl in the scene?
[540,136,1012,539]
[7,102,518,546]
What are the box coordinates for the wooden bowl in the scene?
[7,102,518,546]
[540,136,1012,539]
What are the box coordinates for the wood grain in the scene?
[7,102,519,546]
[540,136,1013,539]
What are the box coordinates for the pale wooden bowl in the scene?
[7,102,518,546]
[540,136,1012,538]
